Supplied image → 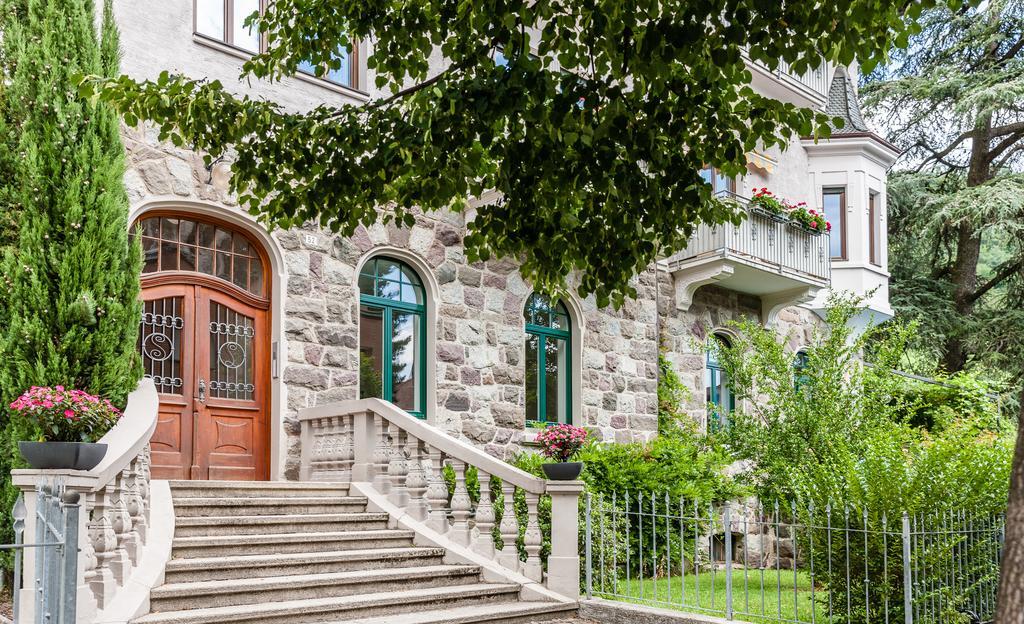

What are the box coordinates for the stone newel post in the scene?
[545,480,585,598]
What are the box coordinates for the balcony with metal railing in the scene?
[664,194,831,324]
[744,54,833,108]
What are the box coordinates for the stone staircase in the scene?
[132,480,577,624]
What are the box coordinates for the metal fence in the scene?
[0,480,80,624]
[584,492,1004,624]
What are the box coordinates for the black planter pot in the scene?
[542,462,583,481]
[18,441,108,471]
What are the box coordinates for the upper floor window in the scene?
[195,0,263,53]
[194,0,358,89]
[705,333,734,431]
[358,257,426,418]
[134,215,266,297]
[823,188,847,260]
[700,167,736,196]
[524,294,572,425]
[869,192,882,266]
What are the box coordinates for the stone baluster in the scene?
[472,471,496,557]
[425,447,450,533]
[338,413,354,483]
[88,487,118,608]
[388,427,410,507]
[449,460,473,546]
[108,473,133,585]
[522,491,543,581]
[123,458,144,565]
[322,416,339,478]
[405,437,429,521]
[497,482,519,570]
[132,451,150,546]
[141,446,152,526]
[371,414,392,492]
[311,417,327,477]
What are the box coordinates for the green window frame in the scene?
[358,257,427,418]
[794,350,811,392]
[524,294,572,425]
[705,334,735,431]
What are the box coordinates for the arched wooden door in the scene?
[135,214,271,480]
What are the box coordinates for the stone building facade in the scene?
[113,0,897,481]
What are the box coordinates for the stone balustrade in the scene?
[12,379,165,624]
[298,398,585,598]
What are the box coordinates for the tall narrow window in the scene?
[524,294,572,425]
[869,192,882,266]
[358,258,426,418]
[705,333,734,431]
[823,188,847,260]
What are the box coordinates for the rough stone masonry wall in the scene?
[121,126,823,479]
[121,126,665,479]
[276,216,663,478]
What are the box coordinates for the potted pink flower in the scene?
[11,386,121,470]
[535,423,588,480]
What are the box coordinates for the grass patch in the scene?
[593,568,825,623]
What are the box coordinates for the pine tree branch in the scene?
[986,130,1024,166]
[968,259,1024,305]
[994,144,1024,171]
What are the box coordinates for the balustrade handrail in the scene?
[298,398,547,494]
[298,398,584,597]
[85,378,159,490]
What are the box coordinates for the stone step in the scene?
[168,480,351,499]
[171,529,416,558]
[173,512,390,537]
[172,496,368,517]
[340,602,579,624]
[132,583,524,624]
[162,547,449,584]
[150,564,483,611]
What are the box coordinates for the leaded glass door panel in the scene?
[140,284,196,480]
[193,288,269,480]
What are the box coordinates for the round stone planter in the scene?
[541,462,583,481]
[18,441,108,471]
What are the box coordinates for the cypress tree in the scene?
[0,0,142,541]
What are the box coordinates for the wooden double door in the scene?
[140,282,270,480]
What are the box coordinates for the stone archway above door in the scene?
[134,213,272,481]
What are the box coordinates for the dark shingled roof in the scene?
[824,65,870,134]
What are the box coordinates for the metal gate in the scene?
[1,480,80,624]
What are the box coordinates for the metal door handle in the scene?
[197,378,206,403]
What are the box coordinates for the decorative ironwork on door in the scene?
[139,297,184,394]
[208,301,255,400]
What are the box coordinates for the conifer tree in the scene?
[0,0,142,536]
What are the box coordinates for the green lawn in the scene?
[592,569,826,624]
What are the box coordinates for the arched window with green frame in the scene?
[524,294,572,425]
[358,257,427,418]
[705,333,735,431]
[794,349,811,391]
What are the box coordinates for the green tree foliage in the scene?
[81,1,947,307]
[862,1,1024,377]
[717,296,1012,510]
[861,4,1024,617]
[717,298,1013,621]
[0,0,142,544]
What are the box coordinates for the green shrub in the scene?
[716,295,1014,621]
